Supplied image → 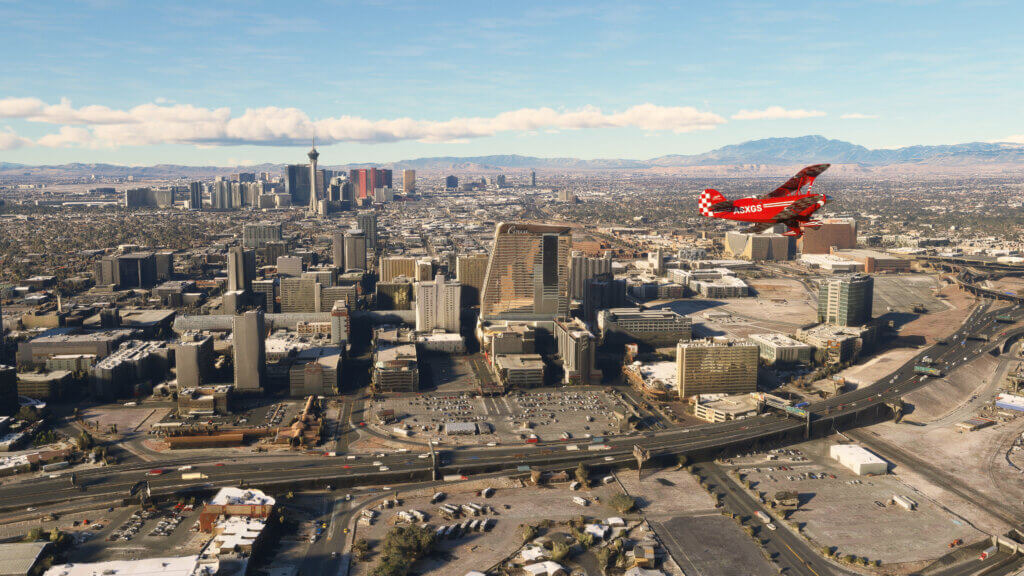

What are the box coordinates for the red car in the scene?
[147,469,164,476]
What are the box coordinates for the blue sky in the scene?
[0,0,1021,165]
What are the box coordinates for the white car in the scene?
[766,523,777,531]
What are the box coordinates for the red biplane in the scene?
[698,164,831,237]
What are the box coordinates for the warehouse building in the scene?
[830,444,888,475]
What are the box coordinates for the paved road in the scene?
[695,463,851,576]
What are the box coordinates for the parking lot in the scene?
[155,398,305,432]
[719,438,984,565]
[370,388,633,445]
[68,503,207,563]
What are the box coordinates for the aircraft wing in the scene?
[774,196,820,222]
[741,222,775,234]
[760,164,830,199]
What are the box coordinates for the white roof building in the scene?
[43,556,216,576]
[208,487,276,507]
[830,444,888,476]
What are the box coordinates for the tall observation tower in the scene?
[307,141,320,215]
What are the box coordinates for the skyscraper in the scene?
[307,144,320,215]
[818,274,874,326]
[232,310,266,393]
[332,231,345,270]
[242,223,283,249]
[344,229,367,271]
[676,339,759,398]
[380,256,417,283]
[530,169,536,187]
[402,169,416,193]
[445,175,459,189]
[456,253,489,306]
[350,168,392,200]
[480,223,572,322]
[280,277,320,313]
[356,211,378,249]
[569,251,613,300]
[415,274,461,332]
[285,164,311,205]
[227,246,256,294]
[188,181,203,210]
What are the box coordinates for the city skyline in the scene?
[1,1,1022,165]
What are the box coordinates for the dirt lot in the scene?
[722,438,985,569]
[348,477,638,576]
[889,281,977,344]
[619,467,777,576]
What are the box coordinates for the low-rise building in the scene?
[829,444,888,475]
[693,394,759,423]
[597,308,692,347]
[493,354,545,389]
[749,333,812,364]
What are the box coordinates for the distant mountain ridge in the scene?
[2,136,1023,178]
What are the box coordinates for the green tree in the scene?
[574,462,588,485]
[609,493,636,514]
[518,524,538,544]
[550,541,570,562]
[353,538,370,562]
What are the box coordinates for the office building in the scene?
[415,274,461,332]
[445,175,459,189]
[676,339,758,398]
[530,169,536,187]
[480,223,572,322]
[330,301,350,346]
[91,340,169,399]
[321,285,359,311]
[456,253,489,306]
[276,255,303,277]
[285,163,311,205]
[288,347,341,396]
[493,354,545,389]
[555,318,597,385]
[583,274,627,326]
[799,218,857,254]
[557,189,577,203]
[569,252,612,300]
[243,223,283,249]
[0,365,16,416]
[178,385,233,416]
[597,308,691,347]
[356,212,378,249]
[94,252,158,288]
[344,230,367,271]
[252,279,275,312]
[402,169,416,193]
[817,274,873,326]
[372,342,419,393]
[188,181,203,210]
[232,310,266,393]
[380,257,417,283]
[749,333,812,365]
[796,324,874,365]
[332,231,345,270]
[415,259,433,281]
[280,277,319,313]
[227,246,256,294]
[172,333,214,388]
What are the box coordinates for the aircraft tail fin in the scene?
[699,189,729,216]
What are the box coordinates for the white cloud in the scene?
[1000,135,1024,144]
[841,113,878,120]
[36,126,96,148]
[0,128,32,151]
[732,106,826,120]
[0,97,727,148]
[0,97,46,119]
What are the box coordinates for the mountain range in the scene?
[3,135,1023,179]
